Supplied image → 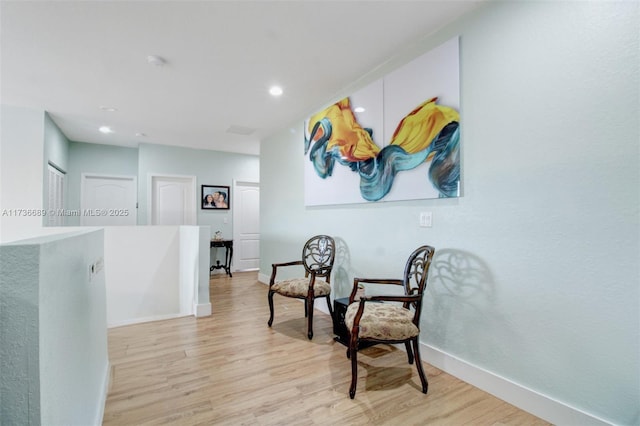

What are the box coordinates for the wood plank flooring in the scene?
[103,271,550,425]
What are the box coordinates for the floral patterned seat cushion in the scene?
[271,278,331,297]
[345,302,419,341]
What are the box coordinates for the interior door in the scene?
[47,164,65,226]
[232,181,260,271]
[81,174,137,226]
[150,175,196,225]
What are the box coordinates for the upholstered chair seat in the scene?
[345,303,419,341]
[271,278,331,298]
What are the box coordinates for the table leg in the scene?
[226,244,233,277]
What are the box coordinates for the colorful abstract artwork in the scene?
[303,37,460,206]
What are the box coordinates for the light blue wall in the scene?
[137,142,260,238]
[66,142,139,225]
[0,229,109,426]
[43,113,69,172]
[259,2,639,425]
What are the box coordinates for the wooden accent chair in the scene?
[345,245,435,399]
[268,235,336,340]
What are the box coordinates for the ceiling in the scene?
[1,1,484,156]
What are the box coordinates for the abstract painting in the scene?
[304,37,460,206]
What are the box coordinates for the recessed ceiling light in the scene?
[269,85,283,97]
[98,126,114,134]
[147,55,167,66]
[354,107,366,113]
[99,106,118,112]
[135,132,147,137]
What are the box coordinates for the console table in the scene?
[210,239,233,277]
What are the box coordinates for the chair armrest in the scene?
[269,260,304,285]
[272,260,304,268]
[366,294,419,303]
[349,277,403,303]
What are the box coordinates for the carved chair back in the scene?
[301,235,336,282]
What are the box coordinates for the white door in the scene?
[47,164,65,226]
[232,181,260,271]
[81,174,137,226]
[150,175,196,225]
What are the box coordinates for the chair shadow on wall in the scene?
[424,248,523,360]
[331,236,353,300]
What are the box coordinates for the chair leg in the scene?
[404,341,414,364]
[267,291,275,327]
[411,338,428,394]
[349,334,359,399]
[307,298,314,340]
[349,345,358,399]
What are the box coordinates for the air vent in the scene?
[226,125,256,136]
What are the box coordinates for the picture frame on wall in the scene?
[201,185,230,210]
[303,36,460,206]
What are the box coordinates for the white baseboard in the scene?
[420,343,610,426]
[108,305,212,329]
[107,312,190,328]
[258,273,269,285]
[194,302,212,317]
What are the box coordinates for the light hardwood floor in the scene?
[103,272,550,425]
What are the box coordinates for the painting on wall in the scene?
[201,185,230,210]
[303,36,460,206]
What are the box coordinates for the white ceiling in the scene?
[1,1,483,156]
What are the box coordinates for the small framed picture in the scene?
[201,185,230,210]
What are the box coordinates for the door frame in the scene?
[147,173,197,225]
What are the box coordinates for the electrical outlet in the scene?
[419,212,432,227]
